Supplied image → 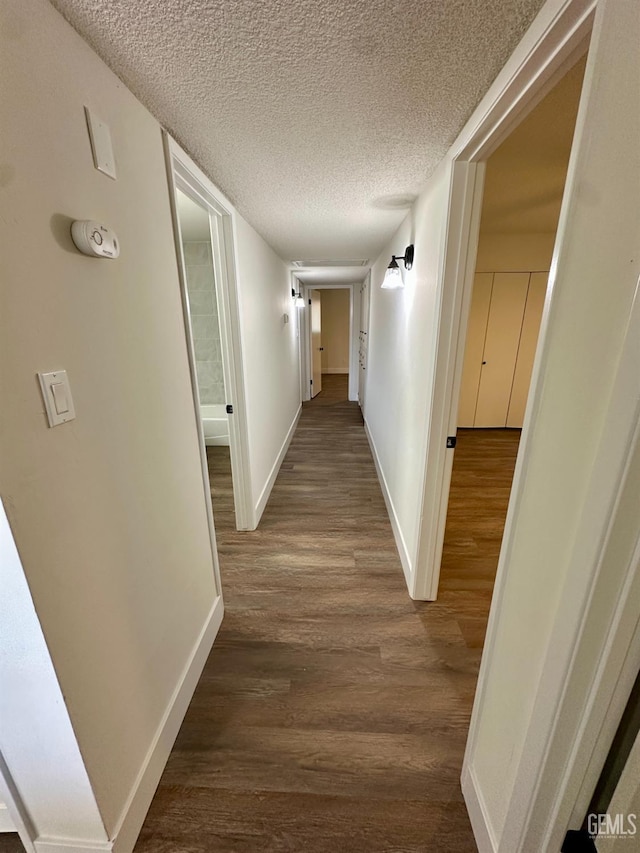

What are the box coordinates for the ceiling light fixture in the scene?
[292,288,305,307]
[381,244,414,289]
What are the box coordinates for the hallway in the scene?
[130,375,485,851]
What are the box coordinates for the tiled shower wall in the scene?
[183,241,225,405]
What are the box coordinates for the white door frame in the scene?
[414,0,595,602]
[298,281,361,403]
[164,135,253,535]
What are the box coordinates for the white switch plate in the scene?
[38,370,76,427]
[84,107,116,180]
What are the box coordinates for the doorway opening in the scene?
[309,287,351,402]
[166,136,253,532]
[298,281,363,404]
[438,54,587,632]
[174,189,237,527]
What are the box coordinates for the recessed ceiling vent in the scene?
[292,259,369,268]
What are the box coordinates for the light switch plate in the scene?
[38,370,76,427]
[84,107,116,180]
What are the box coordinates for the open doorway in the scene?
[300,283,358,403]
[174,189,237,528]
[166,136,253,531]
[308,287,351,402]
[438,55,587,630]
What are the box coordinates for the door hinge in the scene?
[226,404,233,414]
[446,436,457,448]
[308,298,312,305]
[310,379,313,385]
[561,829,597,852]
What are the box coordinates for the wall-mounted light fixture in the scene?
[381,244,414,289]
[291,287,305,307]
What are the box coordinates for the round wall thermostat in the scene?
[71,220,120,258]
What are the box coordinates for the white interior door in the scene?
[310,289,322,397]
[474,272,529,427]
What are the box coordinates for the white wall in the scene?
[365,165,450,579]
[320,289,350,372]
[0,0,296,843]
[233,216,301,519]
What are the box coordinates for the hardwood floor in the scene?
[439,428,521,649]
[309,372,350,403]
[0,384,519,853]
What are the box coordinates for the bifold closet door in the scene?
[506,272,548,427]
[458,273,493,427]
[474,272,529,427]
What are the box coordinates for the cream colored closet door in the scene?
[474,272,529,427]
[507,272,548,428]
[458,273,493,427]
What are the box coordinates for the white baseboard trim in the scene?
[0,803,15,833]
[364,421,414,594]
[35,839,111,853]
[461,764,498,853]
[110,595,224,853]
[254,405,301,525]
[28,598,223,853]
[324,368,349,374]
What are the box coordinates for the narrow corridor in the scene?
[132,378,517,851]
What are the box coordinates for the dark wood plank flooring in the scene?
[0,378,519,853]
[439,428,521,649]
[131,376,520,852]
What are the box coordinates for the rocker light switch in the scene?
[38,370,76,427]
[51,382,69,415]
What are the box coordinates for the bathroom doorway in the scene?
[166,136,253,531]
[174,189,235,527]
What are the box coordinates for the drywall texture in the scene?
[0,0,217,836]
[49,0,546,262]
[320,289,350,372]
[183,241,225,405]
[365,164,450,575]
[233,216,301,517]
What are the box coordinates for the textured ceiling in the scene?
[481,54,586,234]
[49,0,547,266]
